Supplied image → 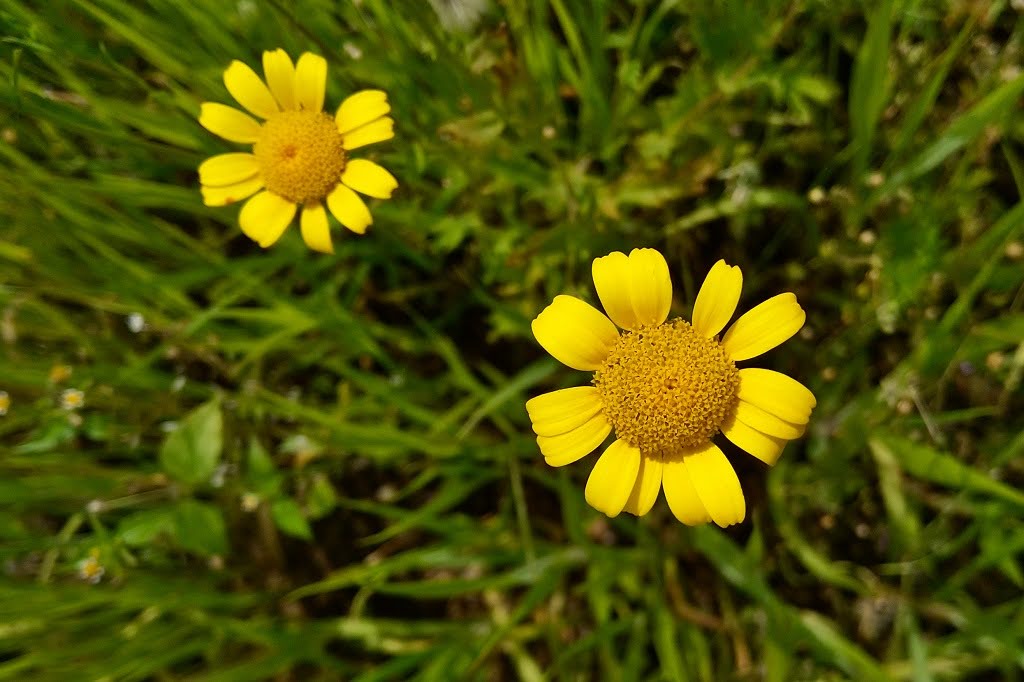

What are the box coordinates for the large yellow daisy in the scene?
[527,249,816,527]
[197,49,397,253]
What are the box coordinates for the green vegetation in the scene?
[2,0,1022,679]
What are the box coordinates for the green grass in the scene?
[1,0,1023,679]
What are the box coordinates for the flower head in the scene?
[77,548,104,584]
[527,249,816,527]
[49,364,72,383]
[198,49,397,253]
[0,391,9,416]
[60,388,85,411]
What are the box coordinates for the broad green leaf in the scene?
[117,508,175,547]
[173,499,228,557]
[159,401,222,487]
[271,499,313,541]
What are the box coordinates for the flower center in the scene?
[593,319,739,453]
[253,111,346,204]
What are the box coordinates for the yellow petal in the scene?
[585,440,641,518]
[198,153,259,187]
[662,454,712,526]
[737,368,816,425]
[531,295,618,371]
[592,251,638,330]
[683,443,745,528]
[341,159,398,199]
[223,60,279,119]
[198,103,262,143]
[733,400,805,439]
[262,48,297,110]
[326,184,373,234]
[538,412,612,467]
[295,52,327,112]
[721,293,806,361]
[200,175,264,207]
[628,248,672,327]
[526,386,603,437]
[336,90,391,134]
[300,202,333,254]
[691,260,743,338]
[238,191,296,248]
[721,412,787,466]
[622,454,663,517]
[342,117,395,150]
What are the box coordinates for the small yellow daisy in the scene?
[198,49,397,253]
[527,249,816,527]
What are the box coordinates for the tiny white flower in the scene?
[60,388,85,410]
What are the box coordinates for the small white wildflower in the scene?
[343,42,363,60]
[60,388,85,411]
[77,550,104,584]
[126,312,145,333]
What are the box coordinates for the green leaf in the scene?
[271,499,313,541]
[116,508,175,547]
[888,15,975,164]
[245,438,283,499]
[880,72,1024,197]
[848,0,893,181]
[652,606,689,682]
[306,475,337,520]
[159,401,223,487]
[871,433,1024,509]
[868,438,922,554]
[173,499,228,557]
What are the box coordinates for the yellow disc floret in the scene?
[253,111,346,204]
[594,319,739,452]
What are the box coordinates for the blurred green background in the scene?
[2,0,1023,679]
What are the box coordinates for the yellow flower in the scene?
[527,249,816,527]
[49,364,72,383]
[198,49,397,253]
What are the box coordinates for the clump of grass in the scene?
[1,1,1022,679]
